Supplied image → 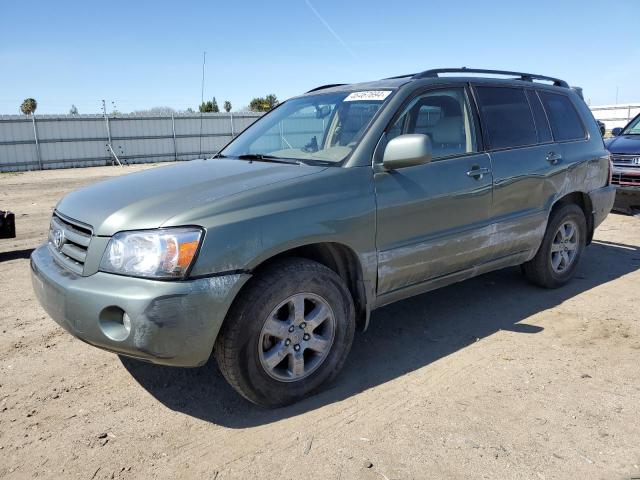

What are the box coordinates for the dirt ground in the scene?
[1,164,639,480]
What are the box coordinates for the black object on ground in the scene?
[0,210,16,239]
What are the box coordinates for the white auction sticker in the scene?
[344,90,392,102]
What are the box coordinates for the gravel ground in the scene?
[1,164,639,480]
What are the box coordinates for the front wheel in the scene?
[522,203,587,288]
[214,258,355,407]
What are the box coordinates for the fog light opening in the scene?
[99,306,132,342]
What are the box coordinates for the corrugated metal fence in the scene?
[0,112,262,172]
[591,103,640,133]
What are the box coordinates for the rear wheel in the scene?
[522,203,587,288]
[214,258,355,407]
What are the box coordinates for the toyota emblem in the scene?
[52,229,65,250]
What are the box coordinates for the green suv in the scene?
[31,68,616,407]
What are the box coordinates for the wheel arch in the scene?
[550,191,594,244]
[238,242,370,331]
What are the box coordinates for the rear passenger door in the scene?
[473,85,560,259]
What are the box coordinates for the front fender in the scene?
[187,167,378,285]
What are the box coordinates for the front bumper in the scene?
[613,187,640,215]
[30,244,250,367]
[610,166,640,214]
[588,184,616,228]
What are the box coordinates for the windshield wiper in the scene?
[236,154,302,165]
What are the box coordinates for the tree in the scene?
[265,94,279,109]
[223,100,232,112]
[199,97,220,113]
[211,97,219,113]
[249,94,279,112]
[131,106,177,116]
[199,101,213,112]
[20,98,37,115]
[69,104,79,115]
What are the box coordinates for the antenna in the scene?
[199,51,206,158]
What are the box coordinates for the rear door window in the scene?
[475,86,537,150]
[526,90,553,143]
[538,91,586,142]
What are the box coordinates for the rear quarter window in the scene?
[538,91,586,142]
[475,86,537,150]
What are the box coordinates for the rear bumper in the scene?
[30,244,250,367]
[588,185,616,228]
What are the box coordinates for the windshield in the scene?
[622,114,640,135]
[221,90,392,164]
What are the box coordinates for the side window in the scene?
[538,91,586,142]
[526,90,552,143]
[475,86,537,150]
[387,88,476,160]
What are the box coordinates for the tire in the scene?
[214,257,355,407]
[522,203,587,288]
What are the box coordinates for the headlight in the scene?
[100,227,203,279]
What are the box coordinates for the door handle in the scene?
[546,152,562,165]
[466,166,491,180]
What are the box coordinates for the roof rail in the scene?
[412,67,569,88]
[306,83,347,93]
[383,73,416,80]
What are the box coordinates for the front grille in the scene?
[612,173,640,187]
[48,212,92,275]
[611,154,640,166]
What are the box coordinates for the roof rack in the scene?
[411,68,569,88]
[383,73,416,80]
[306,83,348,93]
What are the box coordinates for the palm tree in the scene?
[20,98,37,115]
[224,100,232,112]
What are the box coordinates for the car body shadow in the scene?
[0,248,34,263]
[121,239,640,428]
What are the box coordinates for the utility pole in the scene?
[199,51,206,157]
[102,99,122,167]
[102,100,112,145]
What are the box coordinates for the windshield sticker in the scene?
[344,90,392,102]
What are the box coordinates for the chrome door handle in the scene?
[546,152,562,165]
[466,166,491,179]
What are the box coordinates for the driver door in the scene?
[374,86,494,297]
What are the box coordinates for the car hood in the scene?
[604,135,640,154]
[56,159,326,235]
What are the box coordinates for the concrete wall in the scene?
[0,112,262,172]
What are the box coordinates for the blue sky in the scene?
[1,0,638,114]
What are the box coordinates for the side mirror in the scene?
[315,105,331,119]
[382,134,432,170]
[611,127,623,136]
